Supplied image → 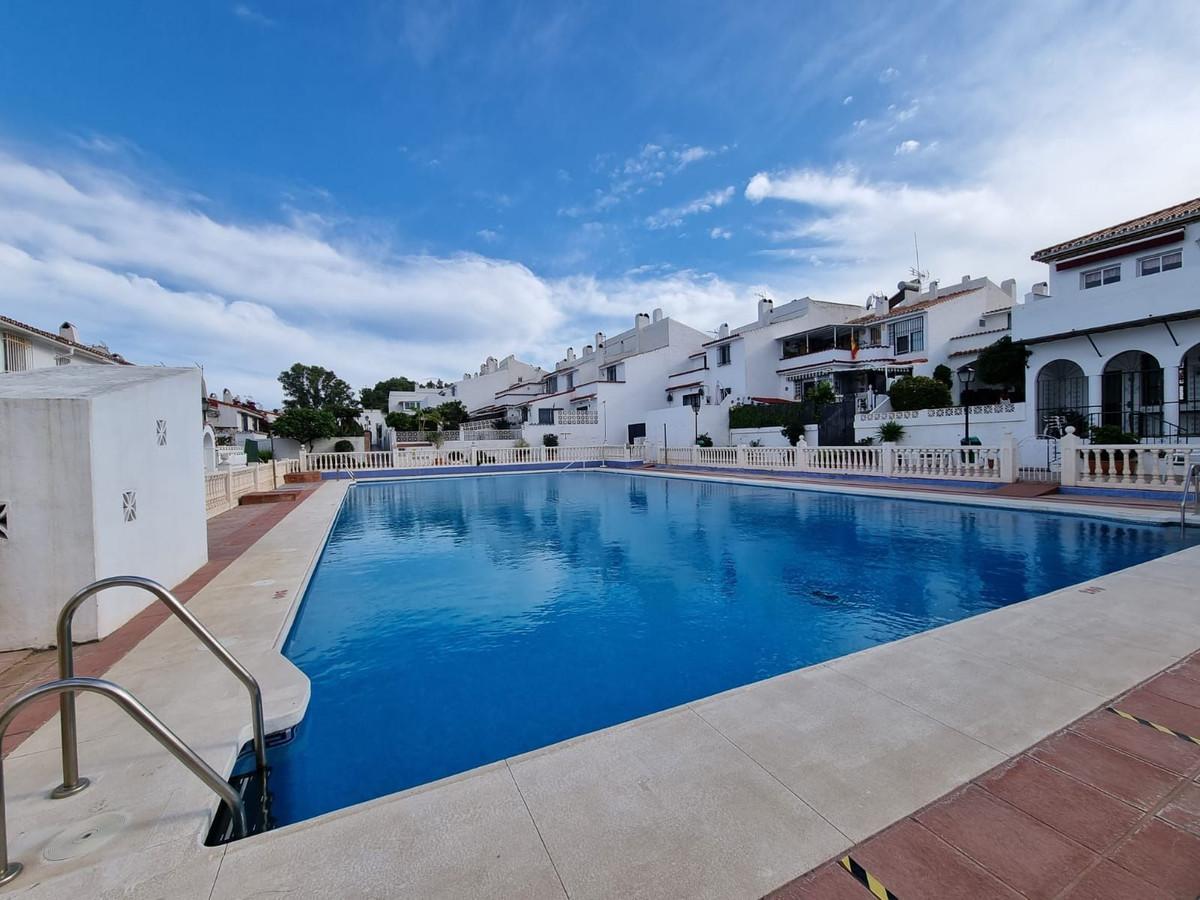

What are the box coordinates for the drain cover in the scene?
[42,812,128,861]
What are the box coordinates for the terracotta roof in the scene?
[1031,196,1200,262]
[0,315,130,364]
[845,287,977,325]
[749,396,794,405]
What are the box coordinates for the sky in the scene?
[1,1,1198,407]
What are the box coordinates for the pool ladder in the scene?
[0,576,268,887]
[1181,458,1200,537]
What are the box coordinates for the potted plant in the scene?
[696,433,714,447]
[1089,425,1139,477]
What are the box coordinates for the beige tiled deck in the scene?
[2,476,1199,899]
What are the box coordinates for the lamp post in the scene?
[692,386,705,443]
[958,366,976,446]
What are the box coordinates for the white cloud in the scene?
[233,4,275,27]
[742,2,1200,304]
[878,66,899,83]
[0,148,759,404]
[710,227,732,240]
[842,95,854,105]
[646,186,735,229]
[476,228,500,243]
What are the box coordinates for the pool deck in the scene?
[3,475,1200,898]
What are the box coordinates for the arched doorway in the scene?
[1102,351,1163,437]
[202,426,217,472]
[1035,359,1088,434]
[1181,343,1200,436]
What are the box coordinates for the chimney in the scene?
[59,321,79,343]
[961,275,971,285]
[222,389,233,403]
[652,307,664,322]
[1032,282,1050,297]
[595,331,605,348]
[566,347,576,361]
[926,279,939,295]
[718,323,729,339]
[635,312,650,330]
[583,344,593,356]
[1000,278,1016,299]
[758,297,774,324]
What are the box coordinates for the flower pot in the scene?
[1114,455,1124,477]
[1087,452,1097,476]
[1100,451,1110,477]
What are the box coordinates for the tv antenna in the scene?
[909,233,929,286]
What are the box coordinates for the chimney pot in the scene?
[652,307,664,322]
[59,321,79,343]
[1001,278,1016,298]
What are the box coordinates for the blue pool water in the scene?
[270,472,1196,824]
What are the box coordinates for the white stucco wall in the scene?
[0,367,207,649]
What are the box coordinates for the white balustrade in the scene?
[203,459,296,518]
[1059,432,1196,491]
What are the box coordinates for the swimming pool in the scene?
[268,471,1196,825]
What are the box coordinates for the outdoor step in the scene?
[239,488,305,506]
[991,482,1060,498]
[283,471,322,484]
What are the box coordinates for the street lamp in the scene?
[693,385,705,443]
[958,366,976,446]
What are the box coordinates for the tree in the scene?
[272,407,338,450]
[279,363,359,411]
[932,365,954,389]
[431,401,468,430]
[888,375,952,411]
[973,337,1030,397]
[360,377,416,413]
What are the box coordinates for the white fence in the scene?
[659,441,1015,483]
[204,459,301,518]
[299,445,642,472]
[1060,432,1198,492]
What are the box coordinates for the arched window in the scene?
[1035,359,1087,434]
[1180,344,1200,436]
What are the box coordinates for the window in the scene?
[1138,250,1182,277]
[546,375,558,393]
[868,326,882,346]
[888,317,924,354]
[604,365,619,382]
[1081,265,1120,289]
[565,372,574,390]
[717,344,731,366]
[719,386,732,401]
[55,355,71,366]
[2,333,30,372]
[682,393,701,408]
[538,408,554,425]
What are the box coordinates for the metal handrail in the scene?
[52,576,266,800]
[1181,461,1200,537]
[0,677,247,887]
[341,465,357,483]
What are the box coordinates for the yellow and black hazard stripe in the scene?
[1106,706,1200,746]
[838,855,899,900]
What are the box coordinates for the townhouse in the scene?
[1,317,129,372]
[1017,196,1200,441]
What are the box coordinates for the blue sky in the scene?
[1,1,1198,404]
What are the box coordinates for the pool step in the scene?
[205,729,294,846]
[990,482,1061,498]
[238,488,305,506]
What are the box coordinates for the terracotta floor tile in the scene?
[1030,731,1181,810]
[1142,669,1200,711]
[1168,655,1200,684]
[1158,780,1200,837]
[763,862,867,900]
[1109,819,1200,896]
[1118,687,1200,738]
[1,730,32,755]
[0,649,31,678]
[977,755,1141,852]
[1070,708,1200,776]
[915,784,1096,899]
[1059,859,1173,900]
[850,820,1022,899]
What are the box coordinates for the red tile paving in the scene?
[767,652,1200,900]
[0,485,317,758]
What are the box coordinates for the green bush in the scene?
[729,401,814,430]
[542,433,559,447]
[932,364,953,388]
[696,433,714,447]
[1088,425,1139,444]
[888,376,952,411]
[256,449,273,462]
[877,420,905,442]
[333,439,355,453]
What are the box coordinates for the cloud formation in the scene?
[646,186,735,229]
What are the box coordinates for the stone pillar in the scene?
[999,433,1019,482]
[1059,426,1082,487]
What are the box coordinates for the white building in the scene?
[386,356,546,423]
[1017,196,1200,441]
[386,388,446,414]
[778,276,1017,411]
[1,316,129,372]
[520,310,710,445]
[204,388,277,446]
[0,366,207,650]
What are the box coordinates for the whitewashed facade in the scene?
[1,316,128,373]
[1016,197,1200,444]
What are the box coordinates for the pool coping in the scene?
[4,476,1200,898]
